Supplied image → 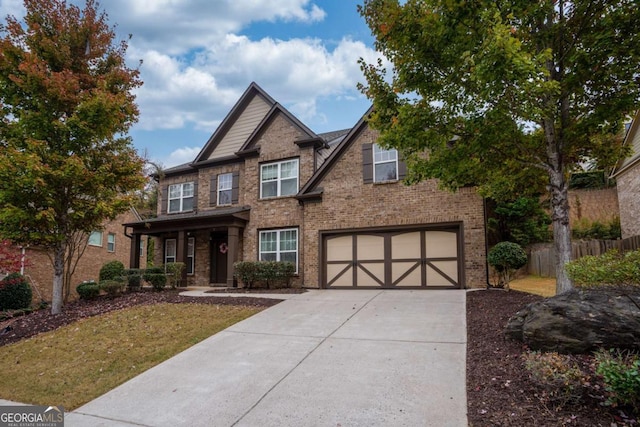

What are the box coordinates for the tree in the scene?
[0,0,145,313]
[358,0,639,294]
[0,240,25,275]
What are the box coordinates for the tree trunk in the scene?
[51,243,65,314]
[549,168,574,294]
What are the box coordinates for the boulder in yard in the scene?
[505,288,640,354]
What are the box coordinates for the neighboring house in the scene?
[612,110,640,239]
[124,83,487,289]
[10,208,146,302]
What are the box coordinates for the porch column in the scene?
[129,233,141,269]
[176,231,188,286]
[227,226,240,287]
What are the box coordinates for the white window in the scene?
[217,173,232,206]
[107,233,115,252]
[88,231,103,247]
[260,159,298,198]
[187,237,195,275]
[140,240,144,257]
[259,228,298,272]
[165,239,176,264]
[373,144,398,182]
[168,182,194,213]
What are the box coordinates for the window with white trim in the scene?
[260,159,298,198]
[168,182,194,213]
[88,231,103,247]
[373,144,398,182]
[217,173,232,206]
[259,228,298,272]
[165,239,176,264]
[107,233,116,252]
[187,237,195,275]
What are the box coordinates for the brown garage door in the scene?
[323,226,462,288]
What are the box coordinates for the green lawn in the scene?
[0,303,261,409]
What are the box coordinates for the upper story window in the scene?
[217,173,233,206]
[260,159,299,198]
[88,231,102,247]
[373,144,398,182]
[168,182,194,213]
[107,233,116,252]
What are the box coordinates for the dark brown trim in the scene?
[295,137,326,149]
[320,222,465,289]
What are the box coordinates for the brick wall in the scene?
[239,113,314,287]
[18,209,146,303]
[616,165,640,238]
[302,126,488,288]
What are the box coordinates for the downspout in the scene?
[483,198,491,289]
[20,246,26,275]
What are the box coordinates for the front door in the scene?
[210,233,228,285]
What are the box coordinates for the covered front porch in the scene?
[124,207,250,287]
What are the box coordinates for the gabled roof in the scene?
[612,110,640,177]
[298,107,373,198]
[193,82,276,164]
[238,102,319,152]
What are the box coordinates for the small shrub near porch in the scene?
[234,261,295,289]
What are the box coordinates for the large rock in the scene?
[505,288,640,354]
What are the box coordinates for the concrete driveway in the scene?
[66,289,467,427]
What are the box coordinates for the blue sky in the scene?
[0,1,385,167]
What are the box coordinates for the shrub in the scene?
[566,249,640,289]
[99,260,125,282]
[165,262,185,288]
[0,273,32,310]
[234,261,259,289]
[487,242,527,290]
[144,267,167,291]
[76,281,100,300]
[595,349,640,412]
[523,351,589,408]
[99,280,124,297]
[124,269,143,291]
[233,261,296,289]
[572,217,621,240]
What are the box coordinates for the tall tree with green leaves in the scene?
[358,0,639,294]
[0,0,145,313]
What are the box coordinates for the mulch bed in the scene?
[467,289,638,427]
[0,289,281,347]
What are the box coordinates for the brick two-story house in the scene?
[613,109,640,239]
[124,83,488,289]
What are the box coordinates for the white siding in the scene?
[208,96,271,160]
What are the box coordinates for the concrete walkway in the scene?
[63,289,467,427]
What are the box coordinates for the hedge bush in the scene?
[0,273,32,310]
[99,280,124,297]
[124,269,143,291]
[165,262,185,288]
[565,249,640,288]
[76,281,100,300]
[99,260,125,282]
[143,267,167,291]
[487,242,527,290]
[234,261,295,289]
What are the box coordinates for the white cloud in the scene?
[163,146,203,168]
[110,0,326,54]
[133,35,387,131]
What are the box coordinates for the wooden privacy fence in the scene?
[528,235,640,278]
